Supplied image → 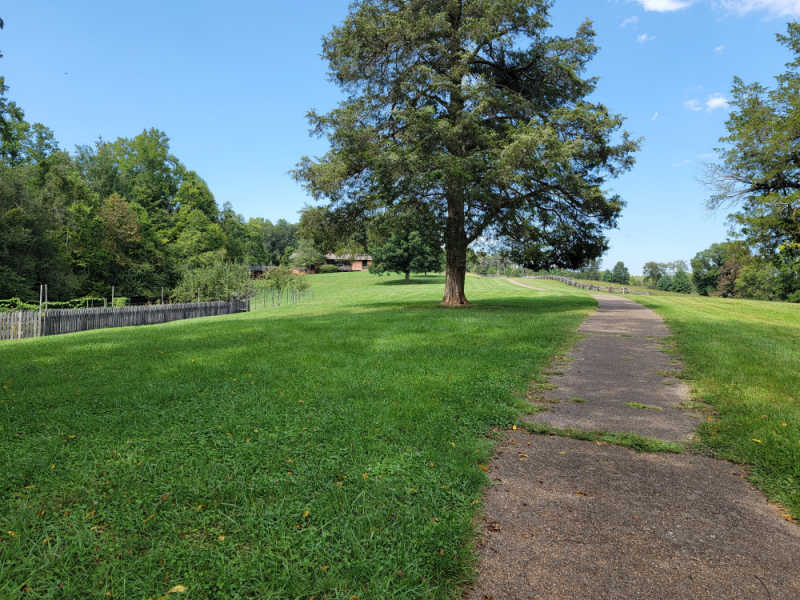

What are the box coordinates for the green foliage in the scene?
[370,230,442,281]
[671,270,693,294]
[290,238,325,271]
[294,1,638,303]
[656,275,673,291]
[643,262,666,288]
[611,261,631,285]
[691,243,730,295]
[0,77,298,302]
[709,22,800,301]
[258,266,312,306]
[317,264,339,274]
[172,262,254,303]
[0,273,593,598]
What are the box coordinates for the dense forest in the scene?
[0,77,297,301]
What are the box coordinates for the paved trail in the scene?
[466,295,800,600]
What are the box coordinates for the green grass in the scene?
[626,402,663,411]
[522,422,684,454]
[633,294,800,518]
[0,273,594,599]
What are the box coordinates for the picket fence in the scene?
[0,299,250,342]
[528,275,652,296]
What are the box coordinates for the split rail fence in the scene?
[0,299,250,342]
[528,275,653,296]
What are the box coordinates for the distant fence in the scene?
[0,299,250,342]
[528,275,652,296]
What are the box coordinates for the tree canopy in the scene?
[708,22,800,300]
[295,0,638,305]
[0,77,298,301]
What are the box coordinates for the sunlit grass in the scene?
[0,272,593,599]
[633,294,800,518]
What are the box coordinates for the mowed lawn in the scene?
[0,274,593,600]
[630,294,800,519]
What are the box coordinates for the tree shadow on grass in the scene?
[375,276,445,286]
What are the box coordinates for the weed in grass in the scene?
[627,402,663,411]
[659,370,684,379]
[523,422,684,454]
[678,401,714,414]
[570,397,586,403]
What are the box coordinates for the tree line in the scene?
[0,77,299,302]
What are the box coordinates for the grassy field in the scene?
[632,293,800,519]
[0,274,593,599]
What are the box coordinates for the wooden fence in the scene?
[0,299,250,342]
[528,275,652,296]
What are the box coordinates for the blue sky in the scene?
[1,0,796,274]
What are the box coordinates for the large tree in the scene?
[708,23,800,299]
[294,0,637,305]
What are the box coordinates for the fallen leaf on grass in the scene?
[751,438,762,444]
[479,465,489,471]
[302,510,310,519]
[167,585,187,594]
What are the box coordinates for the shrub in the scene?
[317,264,339,274]
[173,262,254,303]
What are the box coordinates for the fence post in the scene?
[38,285,43,338]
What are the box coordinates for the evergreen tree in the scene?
[611,261,630,284]
[709,22,800,300]
[295,1,638,305]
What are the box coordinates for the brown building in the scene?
[324,253,373,271]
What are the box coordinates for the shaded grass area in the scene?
[633,294,800,518]
[0,273,593,599]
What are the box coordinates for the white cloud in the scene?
[715,0,800,17]
[651,112,660,120]
[637,0,694,11]
[684,94,730,112]
[637,33,657,43]
[621,16,640,27]
[714,44,726,53]
[684,99,703,112]
[705,93,729,111]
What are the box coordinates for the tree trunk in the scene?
[441,196,470,306]
[405,271,410,282]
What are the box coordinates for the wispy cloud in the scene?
[636,0,694,11]
[652,112,660,120]
[684,99,703,112]
[620,16,640,27]
[637,33,657,43]
[684,94,730,112]
[715,0,800,17]
[714,44,726,53]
